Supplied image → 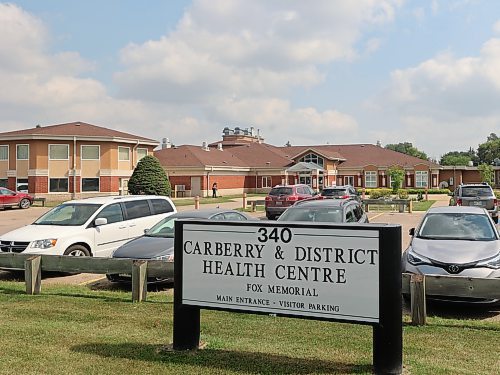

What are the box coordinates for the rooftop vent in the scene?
[217,143,223,151]
[161,138,171,149]
[202,141,210,151]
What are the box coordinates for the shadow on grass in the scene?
[72,342,372,374]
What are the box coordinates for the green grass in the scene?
[0,281,498,374]
[412,200,436,211]
[173,194,266,207]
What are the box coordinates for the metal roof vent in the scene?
[217,143,223,151]
[202,141,210,151]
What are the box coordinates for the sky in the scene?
[1,0,500,160]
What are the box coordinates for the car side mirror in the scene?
[95,218,108,226]
[409,228,415,236]
[144,228,150,234]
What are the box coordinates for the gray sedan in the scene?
[106,208,251,284]
[402,206,500,304]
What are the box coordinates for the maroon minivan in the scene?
[265,184,316,220]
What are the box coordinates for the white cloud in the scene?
[370,37,500,158]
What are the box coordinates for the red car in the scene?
[0,187,33,209]
[265,184,316,219]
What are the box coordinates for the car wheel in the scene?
[63,245,90,257]
[19,198,31,209]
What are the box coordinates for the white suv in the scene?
[0,195,176,257]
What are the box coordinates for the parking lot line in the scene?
[369,212,385,221]
[78,276,107,286]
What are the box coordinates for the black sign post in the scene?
[173,221,402,374]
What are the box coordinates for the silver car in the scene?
[402,206,500,304]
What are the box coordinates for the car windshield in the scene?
[321,189,346,197]
[146,216,177,237]
[461,187,492,197]
[417,213,496,241]
[278,207,343,222]
[269,187,293,196]
[34,203,102,226]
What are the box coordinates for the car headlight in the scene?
[31,239,57,249]
[476,252,500,269]
[407,248,432,266]
[155,254,174,262]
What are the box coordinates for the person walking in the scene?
[212,182,218,198]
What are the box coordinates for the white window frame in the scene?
[118,146,130,162]
[49,177,69,193]
[81,145,100,161]
[49,144,69,160]
[81,177,100,193]
[137,148,148,162]
[365,171,377,188]
[415,171,428,188]
[0,145,8,161]
[262,176,271,188]
[299,153,324,167]
[16,144,29,160]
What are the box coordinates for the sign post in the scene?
[173,221,402,374]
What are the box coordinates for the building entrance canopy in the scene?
[285,161,324,173]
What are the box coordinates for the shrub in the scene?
[128,155,171,196]
[398,189,409,199]
[368,188,392,199]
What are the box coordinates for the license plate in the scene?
[275,201,282,206]
[473,201,483,206]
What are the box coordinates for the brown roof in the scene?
[155,143,294,168]
[280,144,439,169]
[0,121,158,143]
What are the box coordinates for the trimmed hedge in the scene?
[357,188,450,196]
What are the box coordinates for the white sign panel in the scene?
[181,223,379,323]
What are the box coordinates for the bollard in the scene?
[242,192,247,209]
[194,196,200,209]
[408,199,413,213]
[425,187,428,201]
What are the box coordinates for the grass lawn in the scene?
[412,200,436,211]
[0,282,498,374]
[173,194,266,207]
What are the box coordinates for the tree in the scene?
[477,164,494,186]
[439,151,472,166]
[385,142,428,160]
[477,138,500,165]
[128,155,171,196]
[388,166,405,193]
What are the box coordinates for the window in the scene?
[415,171,428,188]
[124,199,151,219]
[119,147,130,161]
[223,212,246,220]
[16,178,28,192]
[16,144,29,160]
[0,145,8,160]
[365,171,377,188]
[137,148,148,161]
[82,178,99,192]
[96,203,124,224]
[81,145,100,160]
[0,179,7,188]
[262,176,271,188]
[150,199,174,214]
[49,144,69,160]
[50,178,68,192]
[299,153,324,167]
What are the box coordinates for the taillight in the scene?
[265,196,272,201]
[341,195,350,199]
[286,195,299,202]
[456,198,462,206]
[494,198,498,206]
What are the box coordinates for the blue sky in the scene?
[1,1,500,160]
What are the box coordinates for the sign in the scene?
[181,223,379,323]
[173,220,402,375]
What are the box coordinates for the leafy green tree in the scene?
[478,164,494,186]
[439,151,472,166]
[385,142,428,160]
[128,155,171,196]
[477,137,500,165]
[388,166,405,193]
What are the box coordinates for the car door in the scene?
[92,203,129,257]
[0,188,18,207]
[123,199,154,238]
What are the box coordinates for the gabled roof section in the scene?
[0,121,158,144]
[284,146,346,161]
[286,162,324,173]
[155,142,294,168]
[280,144,440,169]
